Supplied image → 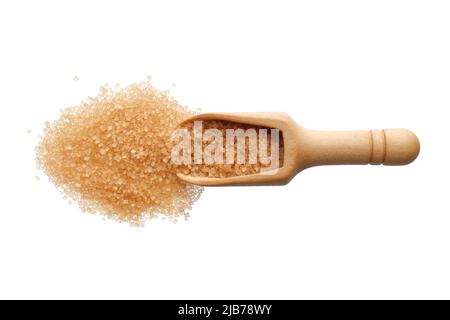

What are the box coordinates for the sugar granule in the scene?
[35,80,203,226]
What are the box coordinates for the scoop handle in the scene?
[300,128,420,167]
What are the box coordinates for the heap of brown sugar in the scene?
[36,80,203,226]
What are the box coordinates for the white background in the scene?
[0,0,449,299]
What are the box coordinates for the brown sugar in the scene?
[172,120,284,178]
[36,80,203,226]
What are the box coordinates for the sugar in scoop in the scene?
[35,80,203,226]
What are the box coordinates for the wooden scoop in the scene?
[176,112,420,186]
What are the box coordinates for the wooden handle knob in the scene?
[300,128,420,168]
[369,129,420,165]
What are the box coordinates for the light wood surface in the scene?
[176,112,420,186]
